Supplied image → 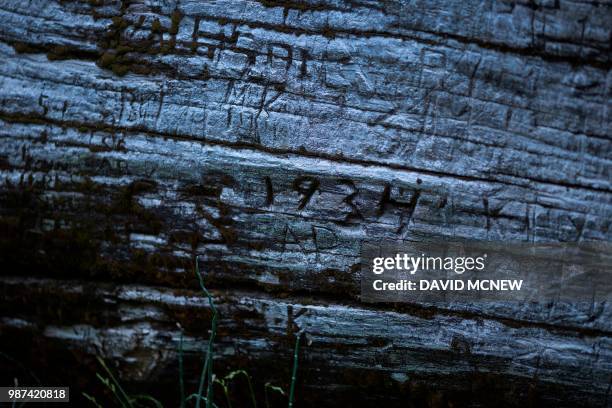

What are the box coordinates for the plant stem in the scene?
[196,349,210,408]
[245,373,257,408]
[194,256,218,408]
[97,357,133,408]
[264,383,285,408]
[288,333,302,408]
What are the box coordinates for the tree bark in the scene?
[0,1,610,407]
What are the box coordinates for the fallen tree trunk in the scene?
[0,0,610,407]
[1,276,611,407]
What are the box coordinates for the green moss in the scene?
[93,4,189,77]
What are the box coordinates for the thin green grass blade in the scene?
[83,392,104,408]
[264,383,285,408]
[194,256,218,408]
[96,357,133,408]
[213,378,231,408]
[130,394,164,408]
[288,333,302,408]
[186,393,221,408]
[224,370,257,408]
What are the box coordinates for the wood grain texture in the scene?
[0,0,610,406]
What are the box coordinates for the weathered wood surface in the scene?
[0,0,611,406]
[2,276,612,407]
